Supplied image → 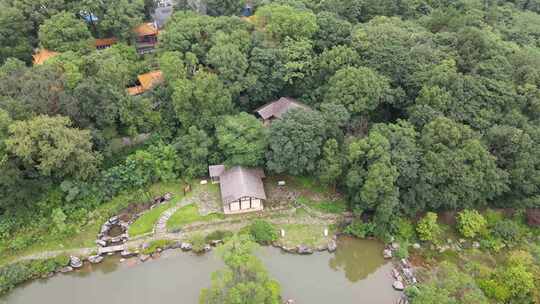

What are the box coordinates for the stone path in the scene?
[154,205,181,235]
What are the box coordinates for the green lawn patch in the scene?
[167,204,224,232]
[128,201,175,236]
[297,196,347,214]
[276,224,335,248]
[291,176,327,194]
[128,181,186,237]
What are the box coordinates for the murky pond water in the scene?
[1,237,400,304]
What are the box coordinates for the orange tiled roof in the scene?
[138,70,164,90]
[127,86,145,96]
[127,70,164,96]
[94,37,118,48]
[32,49,60,65]
[133,23,159,36]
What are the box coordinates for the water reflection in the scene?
[328,236,386,282]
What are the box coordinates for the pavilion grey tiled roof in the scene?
[209,165,225,178]
[255,97,310,120]
[211,166,266,204]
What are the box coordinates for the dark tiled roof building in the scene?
[209,166,266,214]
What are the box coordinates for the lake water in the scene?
[1,237,401,304]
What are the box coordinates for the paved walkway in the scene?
[154,205,181,235]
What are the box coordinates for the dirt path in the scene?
[10,204,344,265]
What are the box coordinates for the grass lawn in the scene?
[128,182,186,237]
[167,204,224,232]
[297,196,347,214]
[275,223,335,248]
[128,201,175,236]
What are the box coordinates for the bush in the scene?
[141,239,175,255]
[492,219,523,245]
[190,233,207,253]
[395,218,415,241]
[249,220,278,244]
[0,256,70,295]
[416,212,441,243]
[395,241,410,259]
[344,221,375,238]
[457,209,487,238]
[205,230,234,243]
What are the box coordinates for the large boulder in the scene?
[297,245,313,255]
[383,249,393,259]
[59,266,74,273]
[139,254,150,262]
[163,193,173,201]
[108,216,119,225]
[121,250,136,258]
[69,256,83,268]
[210,240,222,246]
[180,243,192,251]
[393,280,405,291]
[88,255,104,264]
[327,240,337,253]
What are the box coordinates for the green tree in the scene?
[346,131,399,235]
[267,109,326,175]
[216,113,267,167]
[249,220,278,245]
[75,0,144,39]
[159,51,187,83]
[38,11,92,52]
[352,16,445,101]
[174,126,213,178]
[324,67,392,115]
[417,117,508,210]
[245,47,287,107]
[5,115,101,181]
[313,12,352,51]
[370,121,420,215]
[206,0,243,16]
[318,138,343,189]
[479,251,537,303]
[409,261,489,304]
[281,37,315,87]
[207,33,253,97]
[486,125,540,206]
[199,235,281,304]
[255,4,318,41]
[172,71,233,131]
[457,209,487,239]
[0,5,32,64]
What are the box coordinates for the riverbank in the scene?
[1,237,402,304]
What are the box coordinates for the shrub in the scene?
[205,230,234,243]
[416,212,441,243]
[395,218,415,241]
[0,256,70,295]
[141,239,175,255]
[190,233,207,253]
[457,209,487,238]
[249,220,278,244]
[492,219,523,245]
[395,241,410,259]
[344,221,375,238]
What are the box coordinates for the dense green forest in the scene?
[1,0,540,302]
